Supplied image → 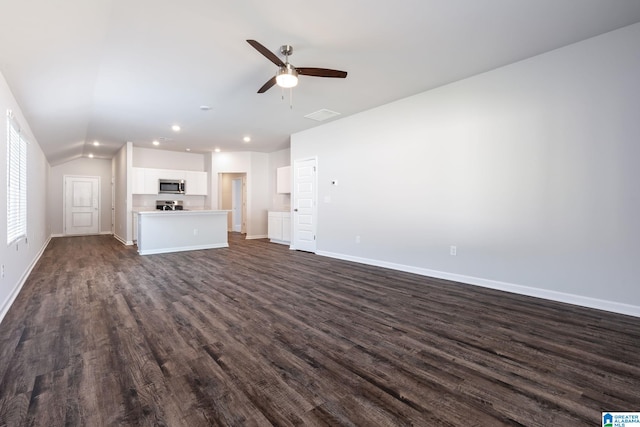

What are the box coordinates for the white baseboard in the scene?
[269,239,291,245]
[113,233,133,246]
[139,243,229,255]
[316,250,640,318]
[0,236,52,325]
[52,231,114,237]
[245,234,268,240]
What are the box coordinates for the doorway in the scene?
[64,175,100,235]
[220,173,246,234]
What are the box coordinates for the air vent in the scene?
[304,109,341,122]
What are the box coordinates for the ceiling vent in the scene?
[304,109,341,122]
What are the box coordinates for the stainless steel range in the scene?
[156,200,184,211]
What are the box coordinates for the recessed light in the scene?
[200,105,211,111]
[172,125,181,132]
[88,153,94,158]
[185,148,191,152]
[214,148,221,153]
[152,140,160,146]
[93,141,100,146]
[243,136,251,143]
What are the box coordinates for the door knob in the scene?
[294,208,298,212]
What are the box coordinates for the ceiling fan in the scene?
[247,39,347,93]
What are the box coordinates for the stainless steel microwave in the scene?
[159,179,186,194]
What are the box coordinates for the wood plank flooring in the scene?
[0,233,639,426]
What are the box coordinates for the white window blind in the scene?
[7,111,27,245]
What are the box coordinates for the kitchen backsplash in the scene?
[272,193,291,212]
[133,194,206,209]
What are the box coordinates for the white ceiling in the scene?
[2,0,640,165]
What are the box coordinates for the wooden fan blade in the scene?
[297,68,348,78]
[257,76,277,93]
[247,40,285,67]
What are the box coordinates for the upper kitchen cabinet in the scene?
[276,166,291,194]
[185,171,207,195]
[132,167,159,195]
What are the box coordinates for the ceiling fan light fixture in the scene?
[276,64,298,88]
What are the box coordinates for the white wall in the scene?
[0,71,51,322]
[49,158,113,235]
[291,23,640,316]
[132,147,205,170]
[112,142,132,244]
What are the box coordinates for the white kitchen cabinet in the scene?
[185,171,208,195]
[282,213,291,242]
[268,211,291,244]
[143,169,161,194]
[159,169,183,180]
[276,166,291,194]
[132,168,146,194]
[132,167,159,195]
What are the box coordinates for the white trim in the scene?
[245,234,267,240]
[112,233,132,246]
[0,236,51,325]
[52,231,113,238]
[316,250,640,318]
[138,243,228,255]
[269,239,290,245]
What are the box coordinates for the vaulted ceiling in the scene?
[2,0,640,165]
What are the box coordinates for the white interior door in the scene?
[293,158,317,252]
[231,178,242,232]
[64,175,100,235]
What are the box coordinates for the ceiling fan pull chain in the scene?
[290,88,293,109]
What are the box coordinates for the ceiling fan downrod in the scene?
[280,45,293,60]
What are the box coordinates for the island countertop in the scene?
[137,210,230,255]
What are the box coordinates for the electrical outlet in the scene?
[355,235,361,244]
[193,229,198,235]
[450,245,457,256]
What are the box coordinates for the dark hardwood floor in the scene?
[0,233,639,426]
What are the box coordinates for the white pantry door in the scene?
[231,178,243,232]
[64,175,100,235]
[293,158,317,252]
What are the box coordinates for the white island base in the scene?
[137,210,229,255]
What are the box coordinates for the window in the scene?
[7,110,27,245]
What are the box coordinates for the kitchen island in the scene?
[137,210,229,255]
